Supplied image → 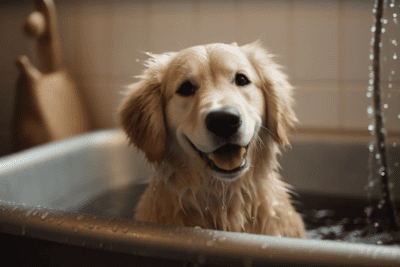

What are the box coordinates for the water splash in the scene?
[40,211,49,220]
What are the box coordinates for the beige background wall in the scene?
[0,0,399,156]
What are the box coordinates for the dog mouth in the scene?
[185,136,249,178]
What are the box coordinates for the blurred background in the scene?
[0,0,399,157]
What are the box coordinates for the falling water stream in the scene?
[366,0,400,232]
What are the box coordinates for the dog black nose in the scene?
[206,106,242,139]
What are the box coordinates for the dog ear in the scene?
[240,41,298,147]
[119,52,175,164]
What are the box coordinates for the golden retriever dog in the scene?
[119,41,305,238]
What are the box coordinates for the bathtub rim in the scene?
[1,199,400,267]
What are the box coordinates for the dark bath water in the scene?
[76,183,400,246]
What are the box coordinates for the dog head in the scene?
[119,41,297,181]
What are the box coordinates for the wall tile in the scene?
[149,1,197,53]
[342,16,372,81]
[73,2,112,76]
[0,4,38,73]
[235,1,291,67]
[193,1,237,45]
[343,81,400,132]
[292,81,339,127]
[292,0,339,81]
[110,2,150,77]
[74,74,121,129]
[55,1,82,72]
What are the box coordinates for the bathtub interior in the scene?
[1,129,400,266]
[1,129,399,212]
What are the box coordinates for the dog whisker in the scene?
[259,124,280,142]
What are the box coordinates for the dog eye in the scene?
[177,81,198,96]
[235,74,251,87]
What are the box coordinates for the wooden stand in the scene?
[12,0,91,152]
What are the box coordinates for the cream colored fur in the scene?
[119,41,306,238]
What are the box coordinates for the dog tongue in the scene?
[209,146,246,171]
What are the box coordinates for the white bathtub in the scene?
[1,129,399,266]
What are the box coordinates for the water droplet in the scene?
[397,114,400,119]
[41,212,49,220]
[368,124,374,131]
[77,215,84,221]
[370,54,374,60]
[371,26,376,32]
[221,181,231,212]
[376,153,381,159]
[369,144,374,152]
[394,53,398,60]
[381,28,385,33]
[383,104,388,109]
[367,106,373,116]
[388,83,392,88]
[367,92,372,98]
[392,38,398,46]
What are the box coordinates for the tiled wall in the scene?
[0,0,399,156]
